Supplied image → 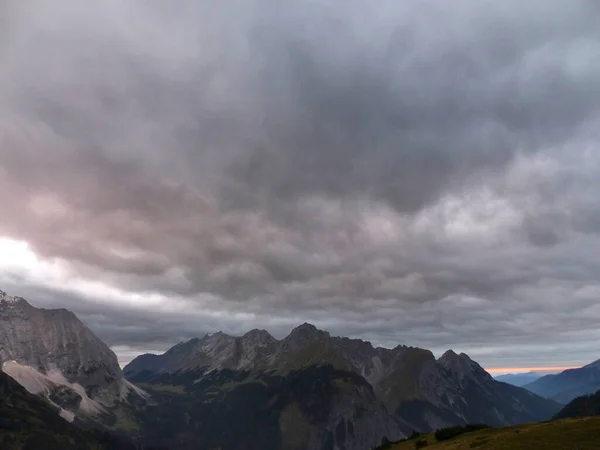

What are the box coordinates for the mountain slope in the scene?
[399,350,561,430]
[124,324,561,449]
[524,360,600,403]
[0,370,142,450]
[130,365,404,450]
[553,388,600,419]
[0,289,144,419]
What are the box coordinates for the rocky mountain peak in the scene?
[439,349,458,359]
[242,329,276,345]
[191,331,237,367]
[438,349,492,383]
[439,350,459,367]
[0,288,136,417]
[0,290,28,306]
[292,321,317,331]
[438,349,473,365]
[287,322,329,340]
[201,331,235,346]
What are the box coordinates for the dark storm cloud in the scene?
[1,0,600,368]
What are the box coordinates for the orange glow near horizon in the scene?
[485,366,578,374]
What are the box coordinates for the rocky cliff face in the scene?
[0,289,140,418]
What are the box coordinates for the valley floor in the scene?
[388,417,600,450]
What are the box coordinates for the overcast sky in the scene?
[1,0,600,372]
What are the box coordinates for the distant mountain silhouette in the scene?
[524,360,600,403]
[495,372,543,387]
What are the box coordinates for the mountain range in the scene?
[523,360,600,404]
[0,288,562,450]
[123,324,561,449]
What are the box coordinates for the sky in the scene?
[1,0,600,372]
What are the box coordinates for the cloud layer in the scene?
[1,0,600,369]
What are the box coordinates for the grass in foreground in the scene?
[387,417,600,450]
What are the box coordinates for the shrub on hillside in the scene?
[372,435,407,450]
[434,424,490,441]
[409,430,422,440]
[414,439,428,449]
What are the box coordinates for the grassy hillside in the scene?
[385,417,600,450]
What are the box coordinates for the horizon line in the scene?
[484,366,578,374]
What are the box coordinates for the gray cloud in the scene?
[1,0,600,369]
